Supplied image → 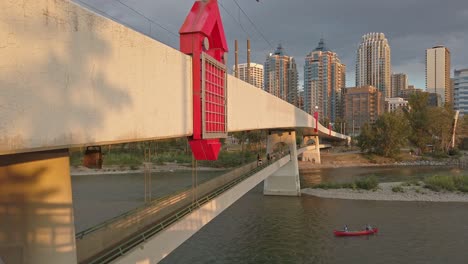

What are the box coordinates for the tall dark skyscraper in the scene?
[304,39,346,123]
[264,45,299,107]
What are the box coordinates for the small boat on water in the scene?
[334,228,378,237]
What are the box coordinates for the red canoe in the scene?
[334,228,378,237]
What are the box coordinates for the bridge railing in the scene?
[83,153,289,264]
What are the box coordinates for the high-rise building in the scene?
[297,90,305,111]
[398,85,423,99]
[385,97,408,112]
[454,69,468,116]
[343,86,384,136]
[356,33,392,98]
[233,63,264,89]
[304,39,346,123]
[426,46,451,104]
[264,44,299,106]
[391,73,408,98]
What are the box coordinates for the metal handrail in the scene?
[86,154,289,264]
[76,158,260,238]
[76,152,284,239]
[75,176,209,239]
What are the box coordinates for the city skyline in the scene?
[75,0,468,89]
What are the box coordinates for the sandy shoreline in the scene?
[302,182,468,203]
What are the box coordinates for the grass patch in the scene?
[415,188,423,194]
[423,175,468,192]
[311,182,347,189]
[312,177,377,191]
[392,186,404,193]
[104,152,143,166]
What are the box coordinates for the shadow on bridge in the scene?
[0,153,75,264]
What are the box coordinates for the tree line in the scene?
[357,92,468,157]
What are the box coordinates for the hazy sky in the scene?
[74,0,468,89]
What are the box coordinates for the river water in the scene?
[72,170,227,232]
[159,166,468,264]
[72,165,468,263]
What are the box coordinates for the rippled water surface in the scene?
[72,170,227,232]
[162,166,468,264]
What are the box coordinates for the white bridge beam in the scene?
[0,0,348,156]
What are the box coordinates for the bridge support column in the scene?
[0,149,77,264]
[264,131,300,196]
[301,136,321,164]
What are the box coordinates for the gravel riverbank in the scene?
[302,182,468,202]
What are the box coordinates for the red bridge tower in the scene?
[180,0,228,160]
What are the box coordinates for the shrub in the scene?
[424,175,455,192]
[355,176,378,190]
[448,148,460,156]
[392,186,404,193]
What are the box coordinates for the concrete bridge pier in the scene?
[301,136,321,164]
[264,131,301,196]
[0,150,77,264]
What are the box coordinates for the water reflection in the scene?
[163,166,468,263]
[162,182,468,264]
[72,170,226,232]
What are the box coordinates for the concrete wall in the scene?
[0,0,192,155]
[77,161,260,263]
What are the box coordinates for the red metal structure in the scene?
[180,0,228,160]
[314,111,319,133]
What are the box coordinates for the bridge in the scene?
[0,0,350,263]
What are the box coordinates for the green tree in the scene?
[456,115,468,149]
[357,123,375,153]
[231,130,266,152]
[357,112,409,157]
[427,105,455,153]
[404,92,432,153]
[372,112,409,157]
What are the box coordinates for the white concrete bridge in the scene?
[0,0,350,263]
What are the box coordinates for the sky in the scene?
[74,0,468,90]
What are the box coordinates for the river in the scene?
[72,165,468,263]
[159,166,468,264]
